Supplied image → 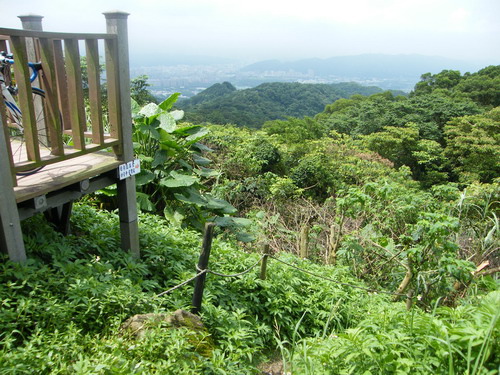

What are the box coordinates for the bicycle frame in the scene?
[1,55,43,129]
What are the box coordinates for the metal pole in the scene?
[191,222,216,314]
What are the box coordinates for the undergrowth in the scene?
[0,205,498,374]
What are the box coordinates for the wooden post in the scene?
[18,15,47,146]
[260,244,270,280]
[104,11,140,257]
[298,224,309,259]
[0,112,26,262]
[18,14,43,32]
[192,223,215,315]
[327,224,337,265]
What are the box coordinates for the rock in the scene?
[120,309,214,356]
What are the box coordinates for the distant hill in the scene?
[178,81,395,128]
[240,54,484,80]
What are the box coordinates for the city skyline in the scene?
[2,0,499,66]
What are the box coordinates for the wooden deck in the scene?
[14,150,121,203]
[1,12,140,261]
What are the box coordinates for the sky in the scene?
[2,0,499,66]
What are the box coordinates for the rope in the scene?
[269,255,410,299]
[197,255,265,278]
[156,269,207,297]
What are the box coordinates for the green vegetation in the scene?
[0,205,498,374]
[1,66,499,373]
[179,81,389,128]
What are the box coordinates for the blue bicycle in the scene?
[1,51,48,174]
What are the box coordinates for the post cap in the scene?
[18,14,44,22]
[103,11,130,19]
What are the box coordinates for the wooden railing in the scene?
[0,25,124,186]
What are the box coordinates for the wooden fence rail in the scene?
[0,27,123,185]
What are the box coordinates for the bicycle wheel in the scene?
[7,88,52,173]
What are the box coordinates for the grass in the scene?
[0,204,498,374]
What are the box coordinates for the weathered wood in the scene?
[0,27,113,40]
[298,224,309,259]
[9,35,40,163]
[10,137,120,174]
[52,40,71,131]
[0,110,26,262]
[19,14,46,147]
[0,89,16,186]
[105,11,140,257]
[64,38,86,150]
[192,223,216,314]
[104,38,121,149]
[326,224,338,265]
[104,11,132,160]
[17,172,116,220]
[116,177,140,257]
[38,37,64,156]
[260,244,270,280]
[85,39,104,145]
[14,150,121,203]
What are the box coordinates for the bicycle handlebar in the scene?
[0,52,41,83]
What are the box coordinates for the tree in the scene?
[444,108,500,183]
[130,75,157,105]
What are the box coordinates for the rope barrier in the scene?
[157,269,207,297]
[197,255,266,278]
[269,255,411,299]
[156,253,410,301]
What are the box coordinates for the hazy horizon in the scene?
[2,0,499,68]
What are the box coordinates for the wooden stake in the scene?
[260,244,270,280]
[191,222,215,315]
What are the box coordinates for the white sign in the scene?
[119,159,141,180]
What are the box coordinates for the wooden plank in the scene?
[0,28,113,40]
[39,38,64,156]
[9,35,40,163]
[14,151,121,203]
[0,86,16,186]
[85,39,104,145]
[104,38,121,153]
[64,38,86,150]
[52,40,71,131]
[10,139,120,174]
[0,108,26,262]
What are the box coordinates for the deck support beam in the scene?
[0,114,26,262]
[104,11,140,257]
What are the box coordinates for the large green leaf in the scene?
[159,132,182,151]
[136,192,155,211]
[131,98,141,118]
[192,142,214,152]
[158,93,180,111]
[170,110,184,121]
[174,187,207,206]
[135,170,155,186]
[164,206,185,226]
[158,112,177,133]
[139,103,160,118]
[193,154,212,166]
[185,127,210,143]
[194,167,219,178]
[152,150,169,168]
[236,231,256,243]
[160,171,199,187]
[137,123,160,140]
[205,197,237,214]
